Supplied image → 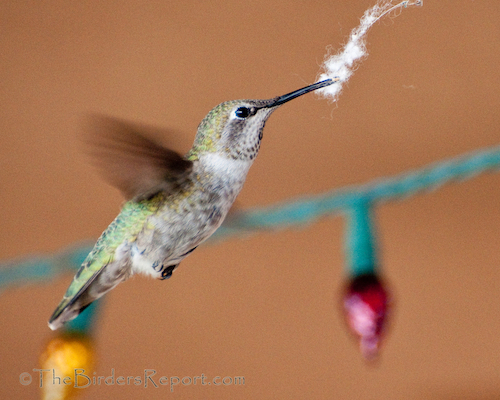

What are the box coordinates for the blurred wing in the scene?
[84,115,193,200]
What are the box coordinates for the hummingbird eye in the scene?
[234,106,255,119]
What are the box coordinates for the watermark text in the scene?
[20,369,244,392]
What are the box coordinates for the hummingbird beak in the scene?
[265,78,338,108]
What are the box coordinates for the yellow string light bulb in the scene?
[39,333,94,400]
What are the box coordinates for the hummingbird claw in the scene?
[160,265,177,280]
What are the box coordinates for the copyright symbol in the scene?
[19,372,32,385]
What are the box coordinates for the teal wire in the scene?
[213,144,500,238]
[1,144,499,290]
[0,243,92,293]
[344,201,377,276]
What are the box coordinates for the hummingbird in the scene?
[48,78,336,330]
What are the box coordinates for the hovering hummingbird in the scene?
[48,78,336,330]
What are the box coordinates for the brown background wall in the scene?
[1,1,500,399]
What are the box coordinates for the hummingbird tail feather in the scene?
[48,263,109,330]
[48,296,93,330]
[48,257,132,330]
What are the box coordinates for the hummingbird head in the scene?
[188,79,335,161]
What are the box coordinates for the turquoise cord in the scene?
[1,144,499,290]
[344,201,377,277]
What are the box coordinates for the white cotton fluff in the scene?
[316,0,422,102]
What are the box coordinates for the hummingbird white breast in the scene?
[130,153,253,279]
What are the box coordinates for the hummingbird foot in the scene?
[160,264,177,280]
[157,246,199,280]
[130,244,169,278]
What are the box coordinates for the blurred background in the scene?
[1,1,500,399]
